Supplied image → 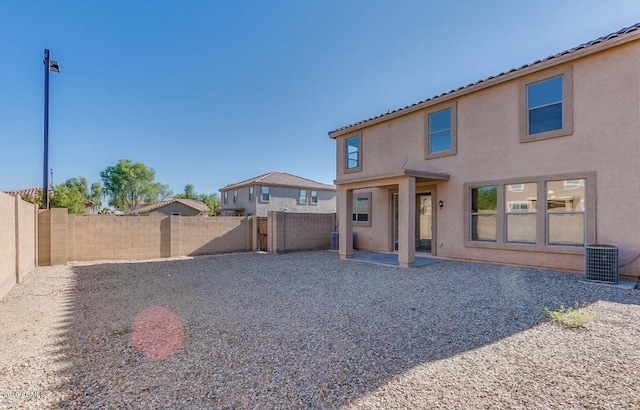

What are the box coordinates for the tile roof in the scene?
[329,22,640,137]
[130,198,210,215]
[221,172,336,191]
[4,187,42,199]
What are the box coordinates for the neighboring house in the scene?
[218,172,336,217]
[129,198,209,216]
[5,187,42,203]
[329,23,640,278]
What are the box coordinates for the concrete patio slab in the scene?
[351,251,445,267]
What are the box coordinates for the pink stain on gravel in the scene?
[132,306,184,361]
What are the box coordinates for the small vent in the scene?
[585,244,618,284]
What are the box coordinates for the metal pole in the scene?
[43,49,50,209]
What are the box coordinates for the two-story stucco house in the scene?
[218,172,336,217]
[330,23,640,279]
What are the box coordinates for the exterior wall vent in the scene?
[584,244,619,284]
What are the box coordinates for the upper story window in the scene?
[249,186,254,201]
[345,135,361,171]
[261,187,270,202]
[233,190,238,203]
[520,66,573,143]
[223,191,228,204]
[527,76,563,134]
[425,102,457,159]
[310,190,318,204]
[299,189,307,204]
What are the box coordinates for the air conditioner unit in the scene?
[585,244,618,284]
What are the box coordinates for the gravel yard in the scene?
[1,250,639,409]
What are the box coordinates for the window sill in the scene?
[465,240,585,255]
[344,166,362,174]
[424,149,457,160]
[520,127,573,143]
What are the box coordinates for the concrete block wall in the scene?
[16,196,37,282]
[1,193,37,300]
[0,193,17,300]
[39,208,68,265]
[268,211,336,253]
[39,212,335,263]
[68,215,165,261]
[180,216,253,255]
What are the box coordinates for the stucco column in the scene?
[398,177,416,267]
[338,186,353,260]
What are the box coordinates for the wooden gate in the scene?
[257,217,268,251]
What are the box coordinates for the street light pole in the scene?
[43,49,50,209]
[43,49,59,209]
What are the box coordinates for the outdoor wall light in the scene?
[439,200,444,209]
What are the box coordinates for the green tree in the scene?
[20,191,43,208]
[184,184,196,199]
[89,182,103,211]
[153,183,173,201]
[63,177,88,196]
[198,193,220,216]
[175,184,220,216]
[49,183,87,214]
[100,159,170,212]
[175,184,197,200]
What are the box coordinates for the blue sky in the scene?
[1,1,639,197]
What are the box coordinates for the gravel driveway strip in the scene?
[1,250,639,409]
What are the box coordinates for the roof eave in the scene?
[328,30,640,139]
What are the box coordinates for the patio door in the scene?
[416,193,432,252]
[392,192,433,253]
[393,193,399,250]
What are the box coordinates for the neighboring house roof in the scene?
[329,22,640,137]
[129,198,210,215]
[220,172,336,191]
[5,187,42,199]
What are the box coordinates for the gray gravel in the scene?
[1,250,639,409]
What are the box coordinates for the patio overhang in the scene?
[334,168,450,189]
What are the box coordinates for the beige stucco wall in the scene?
[335,40,640,277]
